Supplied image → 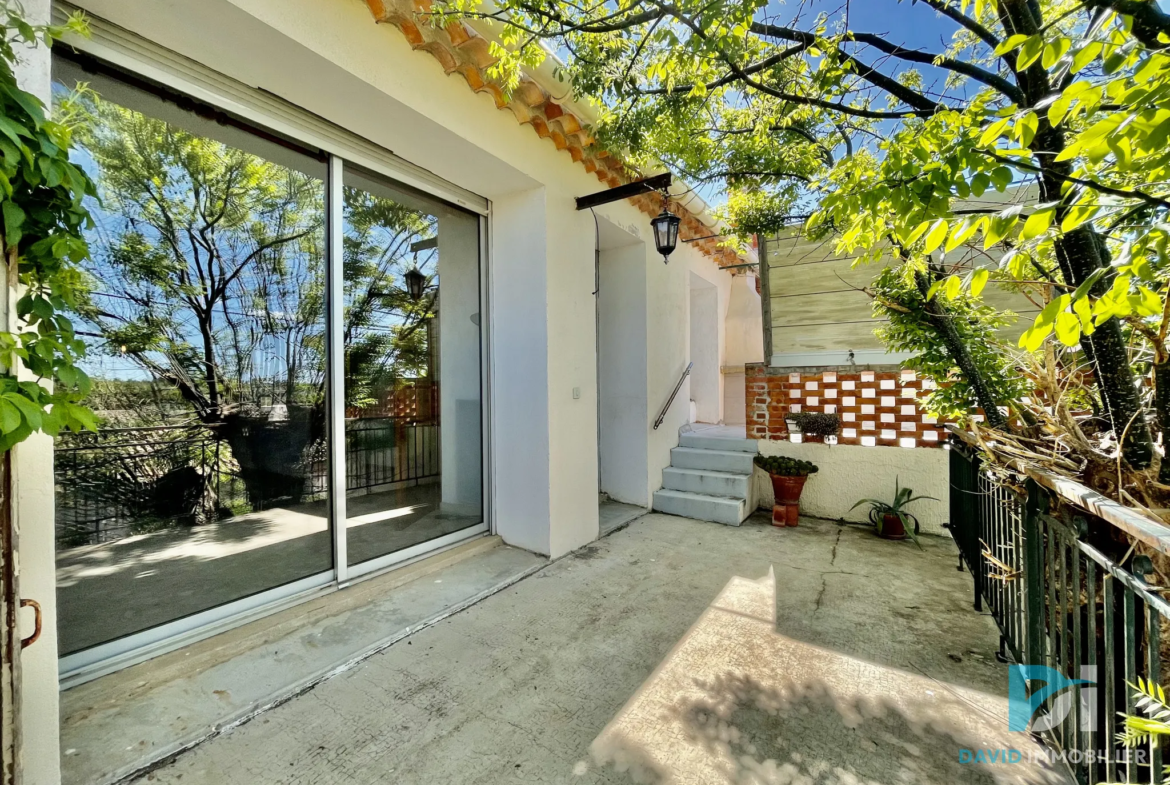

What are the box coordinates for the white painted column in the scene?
[544,197,599,557]
[489,188,552,555]
[12,3,62,782]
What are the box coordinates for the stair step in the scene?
[670,447,756,474]
[662,466,750,499]
[652,489,748,526]
[679,432,758,454]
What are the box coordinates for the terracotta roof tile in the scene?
[364,0,744,269]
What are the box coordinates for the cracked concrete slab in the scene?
[128,514,1066,785]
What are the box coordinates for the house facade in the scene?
[8,1,759,782]
[751,219,1038,533]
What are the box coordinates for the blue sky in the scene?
[799,0,1169,50]
[799,0,963,50]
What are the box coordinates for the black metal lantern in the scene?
[651,205,681,264]
[404,266,426,301]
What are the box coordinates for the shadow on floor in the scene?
[668,672,1052,785]
[590,518,1069,785]
[117,513,1070,785]
[57,482,480,654]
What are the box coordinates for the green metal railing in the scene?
[950,439,1169,784]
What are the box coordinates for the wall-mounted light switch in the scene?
[572,387,581,399]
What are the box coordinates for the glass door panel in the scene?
[342,168,482,567]
[52,61,332,657]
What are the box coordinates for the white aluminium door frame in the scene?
[53,14,494,685]
[327,155,349,585]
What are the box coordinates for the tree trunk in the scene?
[999,0,1154,467]
[1154,361,1170,482]
[914,271,1009,429]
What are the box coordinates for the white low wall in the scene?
[753,440,950,535]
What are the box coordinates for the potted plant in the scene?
[755,455,818,527]
[790,412,840,444]
[850,478,937,546]
[785,414,802,442]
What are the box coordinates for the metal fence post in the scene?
[1023,478,1045,668]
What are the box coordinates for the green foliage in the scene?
[71,89,328,417]
[69,85,436,423]
[0,6,96,450]
[753,454,818,476]
[443,0,1170,482]
[1111,677,1170,782]
[869,266,1030,421]
[788,411,839,436]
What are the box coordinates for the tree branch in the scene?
[1081,0,1170,49]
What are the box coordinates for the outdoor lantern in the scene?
[651,205,681,264]
[404,266,426,301]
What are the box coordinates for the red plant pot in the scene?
[878,512,908,540]
[769,474,808,528]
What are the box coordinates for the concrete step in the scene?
[652,489,748,526]
[662,467,750,499]
[679,432,758,454]
[670,446,756,475]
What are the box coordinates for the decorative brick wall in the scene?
[346,382,438,424]
[746,364,954,448]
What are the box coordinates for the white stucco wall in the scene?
[724,273,764,367]
[490,188,553,555]
[721,274,762,427]
[754,440,950,535]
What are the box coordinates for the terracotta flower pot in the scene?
[769,473,808,528]
[877,512,908,540]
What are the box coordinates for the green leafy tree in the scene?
[342,187,435,410]
[0,5,96,451]
[440,0,1170,484]
[72,90,437,505]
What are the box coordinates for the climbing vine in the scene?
[0,5,95,452]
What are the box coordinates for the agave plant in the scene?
[1119,678,1170,747]
[849,477,937,548]
[1109,679,1170,782]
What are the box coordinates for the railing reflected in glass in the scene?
[341,167,483,568]
[51,61,485,662]
[52,62,332,656]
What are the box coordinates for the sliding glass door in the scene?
[341,167,483,571]
[52,56,486,673]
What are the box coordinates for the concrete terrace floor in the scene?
[129,513,1068,785]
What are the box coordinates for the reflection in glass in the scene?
[52,63,331,656]
[342,168,482,567]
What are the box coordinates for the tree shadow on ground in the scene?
[593,670,1066,785]
[669,671,1064,785]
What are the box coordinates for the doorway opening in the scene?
[595,217,650,535]
[688,274,721,424]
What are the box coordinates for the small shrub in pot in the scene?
[789,412,839,438]
[755,455,818,527]
[754,455,819,476]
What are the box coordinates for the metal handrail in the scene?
[947,438,1170,784]
[653,362,692,430]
